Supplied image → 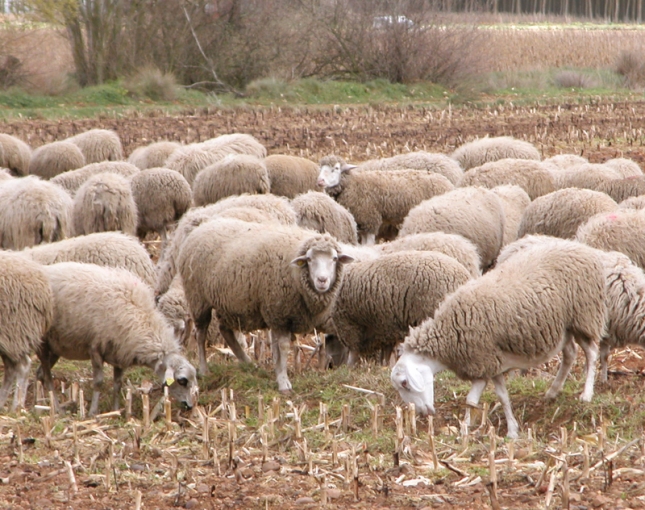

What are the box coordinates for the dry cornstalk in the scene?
[72,422,79,463]
[581,441,590,479]
[125,388,132,421]
[485,481,502,510]
[342,385,386,406]
[428,416,438,470]
[272,397,280,425]
[134,490,142,510]
[202,415,210,460]
[341,404,350,433]
[395,407,404,452]
[49,391,56,420]
[16,426,23,464]
[320,474,328,506]
[221,389,228,419]
[332,439,338,467]
[372,404,379,436]
[544,468,557,508]
[267,408,275,439]
[561,461,570,510]
[489,426,498,494]
[258,394,264,421]
[142,393,150,430]
[65,460,78,496]
[42,416,51,448]
[317,331,327,371]
[105,444,113,491]
[78,389,85,419]
[36,380,44,404]
[409,403,416,437]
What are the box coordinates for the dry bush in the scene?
[124,67,178,101]
[553,69,597,88]
[615,50,645,88]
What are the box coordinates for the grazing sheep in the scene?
[29,141,86,179]
[0,176,73,250]
[376,232,481,278]
[291,190,358,245]
[265,154,321,198]
[576,209,645,269]
[490,185,531,246]
[326,251,471,365]
[604,157,643,178]
[359,152,464,185]
[543,154,588,171]
[399,186,505,270]
[596,176,645,203]
[391,241,606,438]
[0,253,53,410]
[518,188,617,240]
[178,219,353,389]
[460,159,556,200]
[318,155,453,245]
[130,168,192,240]
[39,262,198,416]
[66,129,123,163]
[553,163,621,190]
[202,133,266,159]
[72,172,138,236]
[51,161,139,197]
[19,232,156,287]
[0,133,31,176]
[451,136,541,171]
[192,154,270,206]
[618,195,645,210]
[128,141,181,169]
[156,274,192,345]
[155,194,296,296]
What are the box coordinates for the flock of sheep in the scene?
[1,127,645,439]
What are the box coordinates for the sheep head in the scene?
[155,353,198,410]
[290,235,354,293]
[317,155,356,189]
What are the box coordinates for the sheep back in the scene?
[554,163,621,190]
[265,154,320,198]
[596,176,645,203]
[292,190,358,244]
[66,129,123,163]
[51,161,139,197]
[359,152,464,185]
[452,136,540,171]
[604,158,643,178]
[128,141,181,169]
[491,185,531,246]
[29,141,85,179]
[618,195,645,210]
[0,134,31,176]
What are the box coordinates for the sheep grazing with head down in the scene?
[359,152,464,185]
[0,252,53,410]
[66,129,123,163]
[29,141,86,179]
[553,163,621,191]
[265,154,321,198]
[39,262,198,416]
[490,185,531,246]
[51,161,139,197]
[619,195,645,210]
[0,133,31,176]
[543,153,588,172]
[604,157,643,178]
[596,176,645,203]
[178,219,353,390]
[128,141,181,169]
[291,190,358,245]
[451,136,541,171]
[391,241,606,438]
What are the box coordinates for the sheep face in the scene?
[157,353,198,410]
[391,347,443,416]
[291,247,354,293]
[317,160,356,188]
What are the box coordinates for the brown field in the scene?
[2,99,645,509]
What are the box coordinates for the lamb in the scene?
[576,209,645,269]
[399,186,505,270]
[38,262,198,416]
[51,161,139,197]
[0,133,31,176]
[192,154,270,206]
[66,129,124,163]
[518,188,617,240]
[0,176,73,250]
[29,141,86,179]
[19,232,156,287]
[459,158,556,200]
[0,252,53,410]
[376,232,481,278]
[265,154,321,198]
[596,176,645,203]
[604,157,643,178]
[326,251,471,365]
[130,168,192,240]
[553,163,621,190]
[318,155,454,245]
[178,219,353,389]
[451,136,541,171]
[618,195,645,210]
[128,141,181,169]
[72,172,138,236]
[391,241,607,438]
[291,190,358,245]
[358,152,464,185]
[490,185,531,246]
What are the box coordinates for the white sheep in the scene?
[358,152,464,185]
[265,154,321,198]
[451,136,541,171]
[29,141,86,179]
[490,185,531,246]
[553,163,621,190]
[128,141,181,169]
[291,190,358,245]
[39,262,198,416]
[596,176,645,204]
[51,161,140,197]
[0,133,31,176]
[66,129,124,163]
[618,195,645,210]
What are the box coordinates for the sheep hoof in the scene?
[279,388,292,396]
[579,393,593,403]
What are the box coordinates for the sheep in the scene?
[72,172,138,237]
[399,186,505,270]
[0,133,31,176]
[155,194,297,296]
[0,169,11,181]
[130,168,192,240]
[192,154,270,207]
[358,152,464,185]
[0,176,73,250]
[459,158,556,200]
[156,274,192,346]
[391,241,606,438]
[576,209,645,269]
[18,232,156,287]
[604,157,643,178]
[553,163,621,190]
[178,219,353,389]
[318,155,454,245]
[128,141,181,169]
[201,133,266,159]
[451,136,541,171]
[326,250,471,366]
[518,188,617,240]
[595,176,645,203]
[291,190,358,245]
[542,153,588,171]
[51,161,140,197]
[618,195,645,210]
[28,141,86,180]
[38,262,198,416]
[0,252,53,410]
[264,154,321,198]
[376,232,481,278]
[490,185,531,246]
[66,129,124,163]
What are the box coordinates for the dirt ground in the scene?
[2,98,645,509]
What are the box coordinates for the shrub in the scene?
[615,50,645,89]
[124,67,178,101]
[553,70,597,89]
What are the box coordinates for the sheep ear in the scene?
[164,366,175,387]
[290,256,308,267]
[338,254,354,264]
[341,163,357,172]
[403,362,425,392]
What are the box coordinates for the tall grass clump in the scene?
[124,67,178,101]
[615,50,645,89]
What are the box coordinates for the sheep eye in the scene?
[401,379,408,389]
[177,377,188,387]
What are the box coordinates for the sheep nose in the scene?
[317,178,326,187]
[317,276,329,286]
[181,401,193,411]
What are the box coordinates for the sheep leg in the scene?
[11,354,32,411]
[219,326,252,364]
[491,374,519,439]
[89,350,105,417]
[36,345,60,412]
[195,325,210,376]
[0,355,19,410]
[360,232,376,246]
[347,350,359,367]
[576,339,599,403]
[464,379,487,428]
[113,366,124,411]
[599,340,610,383]
[545,339,578,400]
[271,330,293,393]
